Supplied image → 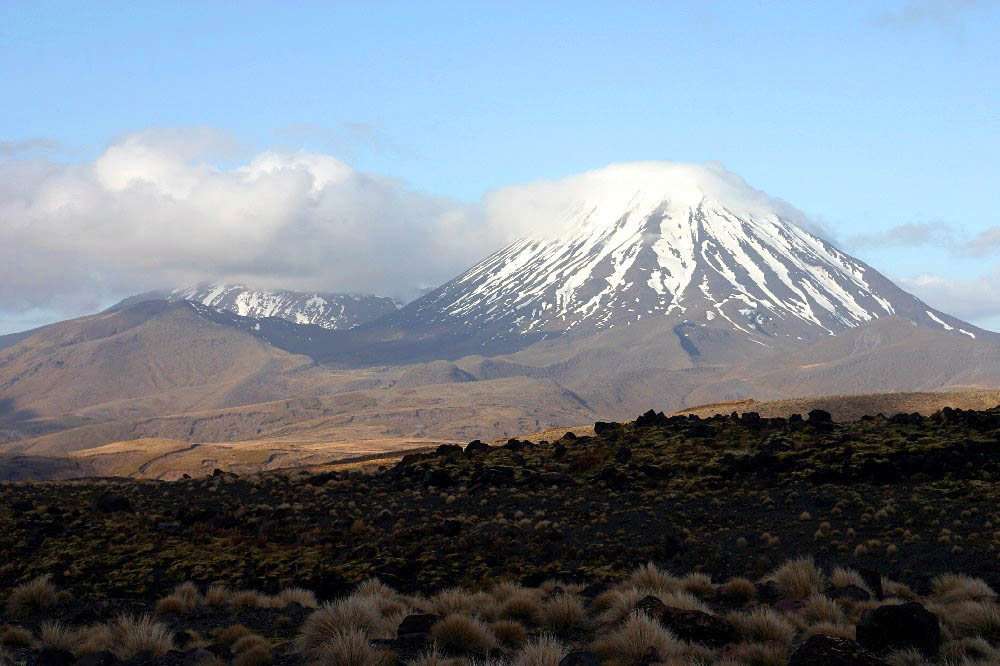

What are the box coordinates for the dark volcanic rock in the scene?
[856,602,940,657]
[558,651,601,666]
[634,594,666,619]
[465,440,489,455]
[789,635,886,666]
[660,607,736,647]
[35,648,76,666]
[94,492,132,513]
[826,584,871,602]
[74,652,117,666]
[398,613,441,636]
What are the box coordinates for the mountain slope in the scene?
[388,163,987,355]
[170,282,401,329]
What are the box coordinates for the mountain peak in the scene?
[168,282,400,329]
[394,162,981,353]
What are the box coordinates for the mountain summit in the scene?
[169,283,401,330]
[397,162,981,350]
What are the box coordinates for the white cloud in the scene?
[0,129,504,315]
[897,273,1000,326]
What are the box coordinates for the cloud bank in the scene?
[2,128,997,332]
[0,129,515,315]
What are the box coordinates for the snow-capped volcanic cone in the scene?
[395,162,981,350]
[170,283,401,330]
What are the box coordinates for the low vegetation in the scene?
[2,405,1000,664]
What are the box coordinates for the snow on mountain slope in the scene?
[171,283,401,330]
[400,162,981,348]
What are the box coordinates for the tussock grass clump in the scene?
[540,593,587,636]
[173,581,202,605]
[5,575,60,618]
[498,590,543,626]
[795,593,845,626]
[510,635,567,666]
[296,597,391,656]
[940,600,1000,639]
[276,587,319,609]
[719,578,757,603]
[658,590,711,613]
[932,574,997,604]
[231,590,270,609]
[430,614,497,656]
[231,645,273,666]
[205,584,232,607]
[110,614,174,660]
[405,648,465,666]
[762,556,823,598]
[491,619,527,647]
[231,634,270,654]
[626,562,680,594]
[681,572,715,599]
[729,641,788,666]
[217,624,253,646]
[155,594,193,616]
[802,621,855,640]
[1,626,33,648]
[728,607,796,644]
[829,567,870,593]
[39,621,76,652]
[592,612,681,666]
[309,628,393,666]
[429,588,480,618]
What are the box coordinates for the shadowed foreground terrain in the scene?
[3,405,1000,664]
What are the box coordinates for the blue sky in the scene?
[1,1,999,333]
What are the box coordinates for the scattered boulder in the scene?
[73,652,116,666]
[398,614,441,636]
[558,651,601,666]
[856,567,884,600]
[439,519,462,537]
[94,492,132,513]
[856,602,940,657]
[580,582,609,598]
[789,635,886,666]
[423,469,454,488]
[182,649,216,666]
[774,597,808,614]
[826,585,871,602]
[634,594,666,619]
[809,409,833,423]
[660,607,736,648]
[35,648,76,666]
[465,440,490,455]
[436,443,463,456]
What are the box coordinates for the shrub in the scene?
[592,612,682,666]
[5,575,59,618]
[762,557,823,598]
[111,614,175,660]
[510,635,567,666]
[728,607,796,644]
[719,578,757,603]
[430,613,497,656]
[540,593,587,637]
